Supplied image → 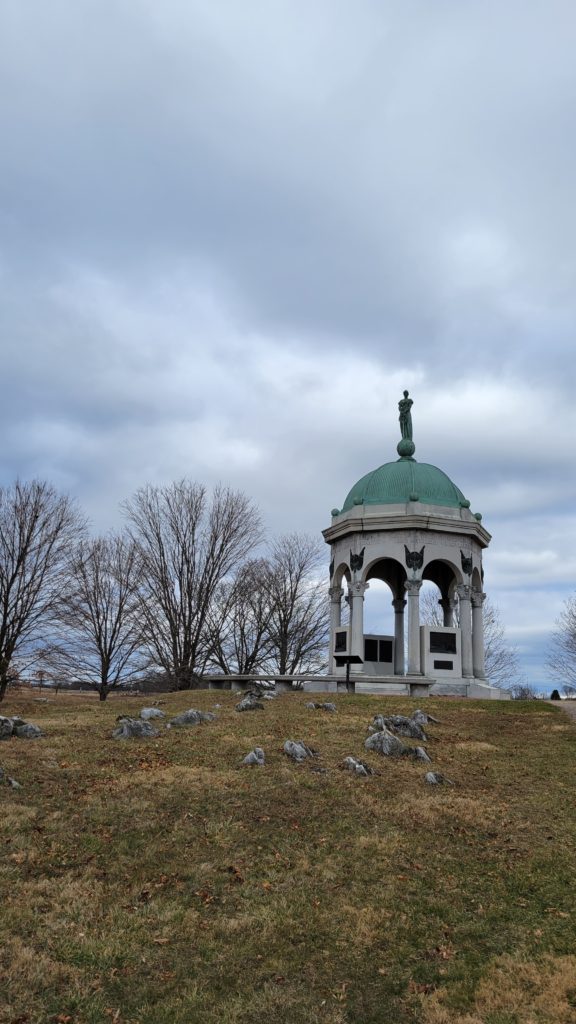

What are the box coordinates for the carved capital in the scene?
[349,581,369,599]
[328,585,344,603]
[439,597,456,612]
[457,584,472,602]
[471,590,486,609]
[392,598,407,613]
[404,580,422,597]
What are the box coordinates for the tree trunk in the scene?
[98,688,108,701]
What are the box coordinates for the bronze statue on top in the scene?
[398,390,413,441]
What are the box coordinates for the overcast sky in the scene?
[2,0,576,688]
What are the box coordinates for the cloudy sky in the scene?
[2,0,576,688]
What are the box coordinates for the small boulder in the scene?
[243,747,265,767]
[167,709,216,728]
[112,717,160,739]
[412,709,441,725]
[235,694,264,712]
[0,717,14,740]
[341,756,373,777]
[412,746,432,763]
[13,723,42,740]
[0,767,21,788]
[372,715,427,741]
[307,701,337,713]
[140,707,166,721]
[425,772,452,785]
[364,728,407,758]
[283,740,317,762]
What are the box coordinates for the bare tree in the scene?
[50,534,144,700]
[547,595,576,692]
[419,588,522,688]
[0,479,85,702]
[123,481,262,688]
[207,558,275,674]
[263,533,329,676]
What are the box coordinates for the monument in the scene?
[323,392,509,699]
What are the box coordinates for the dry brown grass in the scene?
[1,690,575,1023]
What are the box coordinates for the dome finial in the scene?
[397,390,416,458]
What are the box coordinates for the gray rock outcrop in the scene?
[242,747,265,767]
[341,756,373,776]
[166,709,216,728]
[365,728,431,762]
[112,717,160,739]
[425,772,452,785]
[13,723,43,739]
[0,716,43,739]
[364,728,407,758]
[235,693,265,712]
[0,766,21,788]
[283,740,317,762]
[306,702,337,713]
[140,707,166,721]
[370,715,427,741]
[0,717,14,740]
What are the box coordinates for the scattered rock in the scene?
[112,717,160,739]
[365,728,431,763]
[242,747,265,767]
[167,709,216,728]
[0,767,21,788]
[364,728,407,758]
[0,716,43,740]
[341,756,373,776]
[371,715,427,741]
[412,709,441,725]
[425,772,452,785]
[235,693,265,712]
[283,740,318,762]
[413,746,432,763]
[140,707,166,721]
[0,717,13,740]
[13,723,43,740]
[306,701,337,713]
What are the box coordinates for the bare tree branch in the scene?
[123,480,263,688]
[547,595,576,690]
[49,533,144,700]
[0,479,86,701]
[262,533,330,675]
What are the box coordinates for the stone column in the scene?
[328,585,344,673]
[404,580,423,676]
[457,584,473,678]
[349,581,369,670]
[471,590,487,679]
[392,598,406,675]
[439,596,456,627]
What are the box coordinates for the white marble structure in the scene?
[322,393,509,699]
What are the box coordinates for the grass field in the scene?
[1,690,575,1024]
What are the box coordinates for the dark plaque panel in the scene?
[430,631,457,654]
[364,638,378,661]
[433,660,454,670]
[379,639,393,662]
[335,631,347,653]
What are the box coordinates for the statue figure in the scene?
[350,547,365,571]
[398,390,413,440]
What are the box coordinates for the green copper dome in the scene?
[342,458,467,512]
[338,391,469,515]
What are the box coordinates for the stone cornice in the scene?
[323,504,491,548]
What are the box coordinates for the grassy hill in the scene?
[1,691,575,1024]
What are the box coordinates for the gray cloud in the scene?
[2,0,576,686]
